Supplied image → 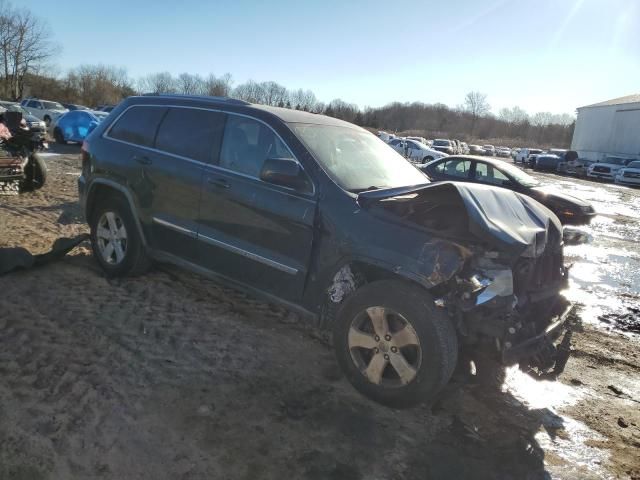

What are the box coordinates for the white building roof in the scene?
[579,94,640,109]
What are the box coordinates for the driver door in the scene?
[197,114,317,302]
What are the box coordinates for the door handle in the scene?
[133,155,152,165]
[207,177,230,189]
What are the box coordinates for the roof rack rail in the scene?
[140,93,250,106]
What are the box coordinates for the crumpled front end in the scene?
[362,181,574,378]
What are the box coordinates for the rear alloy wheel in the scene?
[95,211,128,266]
[90,195,151,277]
[334,280,458,408]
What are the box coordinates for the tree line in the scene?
[3,3,575,148]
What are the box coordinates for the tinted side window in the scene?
[155,107,226,163]
[443,159,470,178]
[108,106,167,147]
[219,115,293,178]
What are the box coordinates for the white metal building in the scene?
[571,94,640,161]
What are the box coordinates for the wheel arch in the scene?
[317,257,439,329]
[85,179,147,246]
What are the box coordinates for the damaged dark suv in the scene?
[79,95,573,407]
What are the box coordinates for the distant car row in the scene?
[8,98,115,144]
[510,146,639,187]
[17,98,115,126]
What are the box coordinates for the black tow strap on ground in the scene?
[0,234,89,276]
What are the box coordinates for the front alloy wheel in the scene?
[348,307,421,386]
[95,211,128,265]
[333,280,458,408]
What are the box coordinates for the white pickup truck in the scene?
[514,148,543,165]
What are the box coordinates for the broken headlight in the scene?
[470,269,514,306]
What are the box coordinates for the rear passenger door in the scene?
[106,105,225,262]
[197,114,316,303]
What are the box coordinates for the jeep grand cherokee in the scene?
[79,95,573,407]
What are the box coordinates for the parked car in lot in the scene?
[431,138,455,154]
[468,144,484,155]
[52,110,108,144]
[420,155,596,225]
[514,148,542,164]
[20,98,68,126]
[587,156,633,181]
[389,138,447,163]
[406,136,428,146]
[0,101,46,133]
[496,147,511,158]
[534,154,562,172]
[79,95,574,407]
[62,103,90,111]
[511,148,521,161]
[460,142,469,154]
[378,131,396,143]
[568,158,595,177]
[615,160,640,187]
[482,145,495,156]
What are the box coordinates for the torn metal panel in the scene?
[327,264,356,303]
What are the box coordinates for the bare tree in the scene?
[203,73,233,97]
[463,91,490,135]
[137,72,176,94]
[0,3,56,99]
[176,72,204,95]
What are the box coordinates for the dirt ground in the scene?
[0,146,638,480]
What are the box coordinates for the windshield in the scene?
[290,123,429,192]
[43,101,64,110]
[433,139,449,146]
[496,162,540,187]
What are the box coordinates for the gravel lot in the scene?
[0,146,638,480]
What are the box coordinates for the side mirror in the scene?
[260,157,309,192]
[502,179,515,188]
[88,121,98,134]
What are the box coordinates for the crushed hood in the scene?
[359,181,562,258]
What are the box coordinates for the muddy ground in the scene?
[0,146,638,480]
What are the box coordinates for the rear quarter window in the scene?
[108,106,167,147]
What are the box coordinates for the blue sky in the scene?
[25,0,640,115]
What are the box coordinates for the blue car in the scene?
[52,110,108,144]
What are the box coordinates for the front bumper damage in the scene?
[446,258,574,379]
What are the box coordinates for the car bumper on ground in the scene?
[502,300,574,378]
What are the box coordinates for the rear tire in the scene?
[89,195,151,277]
[333,280,458,408]
[19,154,47,192]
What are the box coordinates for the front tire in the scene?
[90,195,151,277]
[333,280,458,408]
